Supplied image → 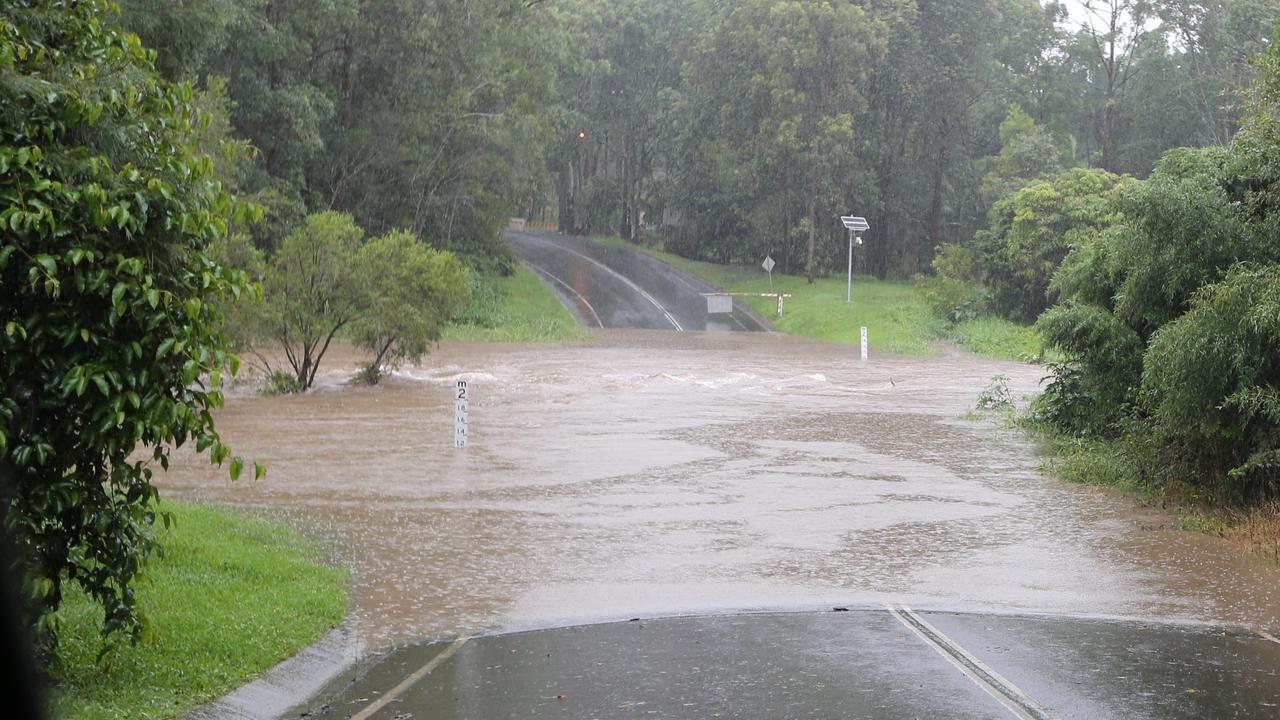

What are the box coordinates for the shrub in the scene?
[260,371,303,396]
[0,0,258,649]
[915,244,988,324]
[977,168,1126,323]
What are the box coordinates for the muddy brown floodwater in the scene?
[160,330,1280,650]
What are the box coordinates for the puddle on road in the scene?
[159,330,1280,648]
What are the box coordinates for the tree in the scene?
[1036,147,1258,433]
[977,168,1126,322]
[1070,0,1155,172]
[980,104,1064,206]
[0,0,257,648]
[670,0,885,280]
[351,232,471,382]
[258,212,363,392]
[1035,27,1280,457]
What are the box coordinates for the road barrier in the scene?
[702,292,792,318]
[510,218,557,230]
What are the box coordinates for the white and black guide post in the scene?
[840,216,869,304]
[454,379,469,449]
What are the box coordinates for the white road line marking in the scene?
[525,261,604,327]
[887,605,1054,720]
[1257,629,1280,646]
[622,247,752,330]
[350,636,470,720]
[529,237,684,332]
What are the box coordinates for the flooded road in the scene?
[160,331,1280,650]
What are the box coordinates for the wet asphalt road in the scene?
[306,610,1280,720]
[507,229,771,332]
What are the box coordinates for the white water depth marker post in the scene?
[454,379,469,448]
[861,327,869,361]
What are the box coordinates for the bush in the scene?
[914,244,988,324]
[0,0,257,650]
[976,168,1126,323]
[260,371,303,396]
[350,364,382,387]
[1033,35,1280,504]
[976,375,1014,411]
[1141,263,1280,501]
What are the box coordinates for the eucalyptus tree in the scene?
[547,0,692,240]
[1066,0,1156,172]
[672,0,887,281]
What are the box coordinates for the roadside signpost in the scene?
[762,255,776,292]
[454,379,469,449]
[839,216,869,304]
[841,216,871,361]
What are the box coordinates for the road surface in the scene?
[168,235,1280,719]
[305,610,1280,720]
[507,229,770,332]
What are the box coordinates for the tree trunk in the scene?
[805,193,816,284]
[927,127,950,253]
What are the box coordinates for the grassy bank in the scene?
[51,502,348,720]
[593,235,1037,359]
[446,264,589,343]
[1017,416,1280,561]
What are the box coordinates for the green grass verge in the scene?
[51,502,348,720]
[948,316,1043,362]
[592,235,1039,359]
[446,264,589,343]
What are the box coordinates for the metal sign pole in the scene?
[847,228,853,304]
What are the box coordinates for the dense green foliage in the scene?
[252,212,471,390]
[255,212,364,391]
[52,502,346,720]
[976,168,1128,322]
[548,0,1278,279]
[1033,32,1280,503]
[115,0,557,267]
[352,231,471,381]
[0,1,258,648]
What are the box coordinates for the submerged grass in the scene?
[51,502,348,720]
[591,235,1039,359]
[1011,411,1280,561]
[446,264,589,343]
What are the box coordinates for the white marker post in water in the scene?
[454,379,469,448]
[861,326,869,361]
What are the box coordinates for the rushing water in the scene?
[158,330,1280,649]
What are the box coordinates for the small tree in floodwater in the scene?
[258,212,364,391]
[351,231,471,384]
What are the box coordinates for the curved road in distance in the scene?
[507,229,771,332]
